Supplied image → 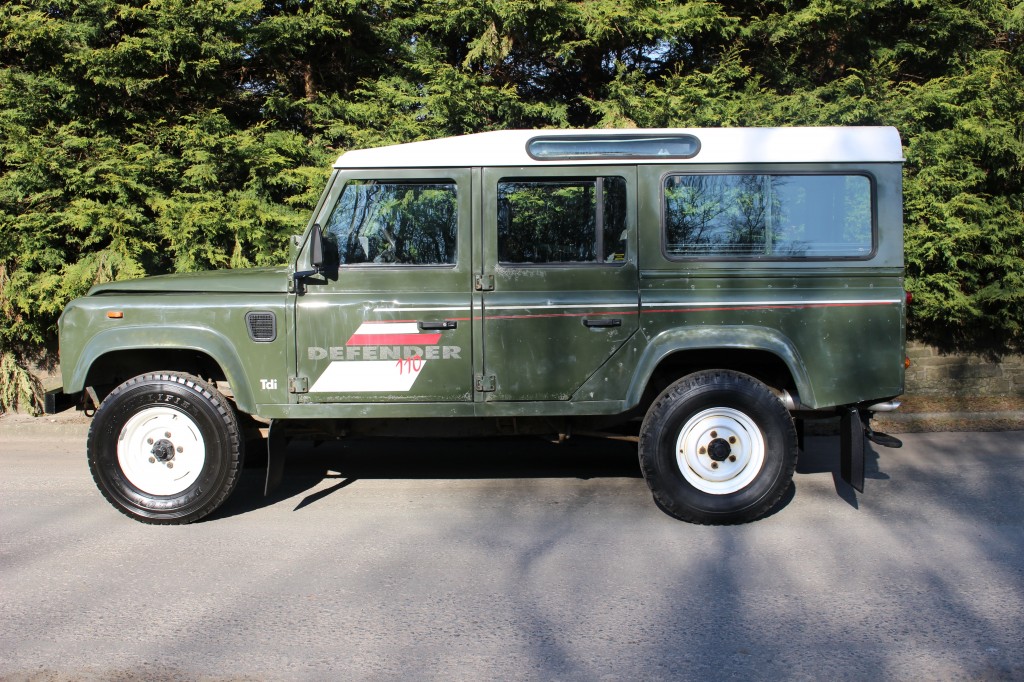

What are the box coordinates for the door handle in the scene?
[583,318,622,328]
[418,320,458,331]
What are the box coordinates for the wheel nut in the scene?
[147,438,154,445]
[167,462,174,469]
[165,432,171,438]
[711,462,719,469]
[729,436,737,444]
[699,446,706,455]
[149,457,156,463]
[729,455,737,462]
[176,446,183,453]
[710,431,718,438]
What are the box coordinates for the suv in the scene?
[50,127,907,525]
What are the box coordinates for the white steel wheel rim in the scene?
[117,406,206,496]
[675,407,766,495]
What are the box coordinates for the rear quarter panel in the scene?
[633,162,905,409]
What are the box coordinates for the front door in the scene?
[479,166,639,401]
[295,168,474,402]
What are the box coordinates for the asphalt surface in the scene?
[1,424,1023,681]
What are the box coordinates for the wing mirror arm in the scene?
[293,223,325,282]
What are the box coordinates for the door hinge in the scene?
[474,274,494,291]
[289,376,309,394]
[475,374,496,392]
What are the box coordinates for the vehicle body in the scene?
[51,127,908,524]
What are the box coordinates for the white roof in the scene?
[334,127,903,169]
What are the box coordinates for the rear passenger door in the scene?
[478,167,639,401]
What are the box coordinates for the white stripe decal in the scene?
[310,360,425,393]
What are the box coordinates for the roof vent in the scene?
[527,134,700,160]
[245,311,277,342]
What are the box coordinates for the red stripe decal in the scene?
[369,301,896,326]
[643,301,895,315]
[484,310,639,321]
[347,333,443,346]
[479,301,895,322]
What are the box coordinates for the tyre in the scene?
[87,372,243,524]
[638,370,797,524]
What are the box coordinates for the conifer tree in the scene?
[1,0,1022,411]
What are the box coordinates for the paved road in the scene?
[1,427,1022,681]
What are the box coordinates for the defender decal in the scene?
[308,322,462,393]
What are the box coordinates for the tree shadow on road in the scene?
[796,434,891,509]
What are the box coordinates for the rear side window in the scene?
[663,174,873,259]
[498,176,627,264]
[325,180,458,265]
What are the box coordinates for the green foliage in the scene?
[0,350,41,414]
[0,0,331,410]
[1,0,1023,410]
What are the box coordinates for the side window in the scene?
[324,180,458,265]
[498,176,627,264]
[663,174,873,259]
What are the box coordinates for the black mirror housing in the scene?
[310,223,324,270]
[294,223,325,285]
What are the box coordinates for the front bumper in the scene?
[43,388,82,415]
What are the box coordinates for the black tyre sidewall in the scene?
[640,371,796,523]
[88,374,240,523]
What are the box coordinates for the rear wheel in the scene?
[639,370,797,524]
[88,372,243,524]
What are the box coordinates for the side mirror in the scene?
[309,223,324,270]
[294,224,325,284]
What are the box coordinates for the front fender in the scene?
[625,325,815,409]
[63,325,257,414]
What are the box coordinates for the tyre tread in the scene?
[639,369,797,525]
[87,372,242,525]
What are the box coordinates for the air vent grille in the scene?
[245,311,277,342]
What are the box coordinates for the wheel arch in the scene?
[626,326,815,411]
[64,327,257,414]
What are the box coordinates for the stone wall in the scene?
[905,342,1024,396]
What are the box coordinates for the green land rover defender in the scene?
[50,127,908,525]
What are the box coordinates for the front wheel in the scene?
[87,372,243,524]
[639,370,797,524]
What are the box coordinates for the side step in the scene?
[865,428,903,449]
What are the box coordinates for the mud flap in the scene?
[839,407,865,493]
[264,419,289,496]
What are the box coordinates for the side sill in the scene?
[255,400,629,421]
